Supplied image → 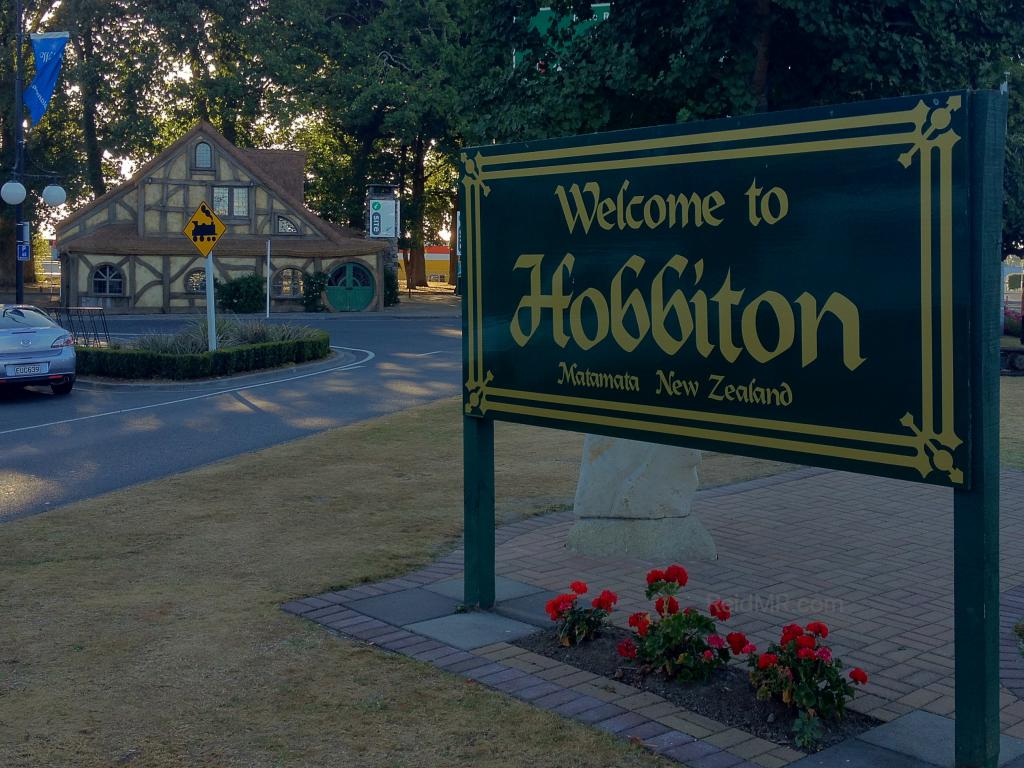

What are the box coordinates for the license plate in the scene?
[9,364,45,376]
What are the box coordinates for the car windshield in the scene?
[0,307,57,329]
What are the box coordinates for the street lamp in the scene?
[3,0,66,304]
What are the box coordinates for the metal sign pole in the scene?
[205,252,217,351]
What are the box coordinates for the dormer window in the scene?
[277,216,298,234]
[195,142,212,169]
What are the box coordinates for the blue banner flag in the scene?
[27,32,70,126]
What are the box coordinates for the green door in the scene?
[325,262,375,312]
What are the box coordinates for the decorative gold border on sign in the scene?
[463,96,964,485]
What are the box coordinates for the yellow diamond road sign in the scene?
[183,201,226,257]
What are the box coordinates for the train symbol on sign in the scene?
[190,204,218,242]
[371,211,381,235]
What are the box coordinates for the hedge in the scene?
[77,332,331,380]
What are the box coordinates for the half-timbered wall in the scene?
[58,128,383,313]
[59,190,138,242]
[70,253,381,313]
[139,139,323,240]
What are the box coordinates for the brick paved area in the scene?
[284,467,1024,766]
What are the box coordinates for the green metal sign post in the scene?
[461,90,1006,766]
[953,91,1006,767]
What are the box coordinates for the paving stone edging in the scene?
[282,466,1024,767]
[282,509,804,768]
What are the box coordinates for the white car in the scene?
[0,304,76,395]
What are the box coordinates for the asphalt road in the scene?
[0,314,462,521]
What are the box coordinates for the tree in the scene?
[469,0,1024,251]
[262,0,469,288]
[145,0,278,148]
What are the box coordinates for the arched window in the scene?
[195,142,212,169]
[276,216,298,234]
[92,264,124,295]
[185,269,207,293]
[273,268,305,298]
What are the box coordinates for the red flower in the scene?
[757,653,779,670]
[617,639,638,659]
[708,599,731,621]
[545,593,576,621]
[706,634,725,649]
[545,595,572,621]
[726,632,748,655]
[806,621,829,638]
[780,624,805,646]
[742,643,757,654]
[591,589,617,612]
[702,650,715,662]
[665,564,688,586]
[850,667,869,685]
[646,568,666,585]
[628,611,651,637]
[544,598,559,621]
[654,596,679,616]
[816,647,833,663]
[569,580,588,595]
[795,635,816,650]
[797,647,816,660]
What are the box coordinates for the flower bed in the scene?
[519,565,878,751]
[513,626,879,751]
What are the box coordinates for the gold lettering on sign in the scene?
[557,362,641,392]
[510,253,866,371]
[655,369,700,397]
[707,374,794,406]
[554,181,725,234]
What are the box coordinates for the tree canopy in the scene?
[2,0,1022,292]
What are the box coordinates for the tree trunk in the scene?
[0,211,15,291]
[409,134,428,288]
[448,190,458,286]
[349,126,378,228]
[750,0,772,112]
[189,44,211,122]
[75,35,106,196]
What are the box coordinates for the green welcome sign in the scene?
[462,92,988,488]
[461,92,1007,765]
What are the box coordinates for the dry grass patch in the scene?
[0,398,676,768]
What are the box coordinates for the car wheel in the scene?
[51,379,75,395]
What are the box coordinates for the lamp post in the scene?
[2,0,66,303]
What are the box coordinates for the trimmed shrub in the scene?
[77,332,330,380]
[215,273,266,314]
[303,271,329,312]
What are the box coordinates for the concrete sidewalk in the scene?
[384,284,460,318]
[285,466,1024,766]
